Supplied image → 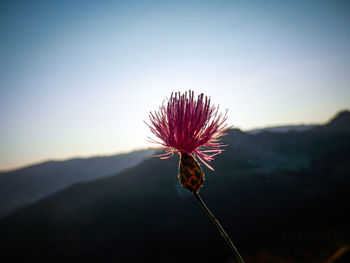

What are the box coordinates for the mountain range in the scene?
[0,149,154,218]
[0,110,349,263]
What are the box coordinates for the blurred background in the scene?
[1,0,350,262]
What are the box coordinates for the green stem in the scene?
[192,191,245,263]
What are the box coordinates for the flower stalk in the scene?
[192,191,245,263]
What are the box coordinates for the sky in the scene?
[1,0,350,171]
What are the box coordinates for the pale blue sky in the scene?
[1,0,350,170]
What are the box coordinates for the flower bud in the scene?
[178,153,204,192]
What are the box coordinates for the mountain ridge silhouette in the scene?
[0,149,154,218]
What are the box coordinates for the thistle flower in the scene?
[145,90,244,263]
[146,90,231,191]
[147,90,231,169]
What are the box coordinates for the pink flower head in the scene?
[146,90,232,170]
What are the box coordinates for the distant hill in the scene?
[0,110,349,262]
[248,109,350,135]
[0,149,154,218]
[225,110,350,174]
[248,124,317,135]
[316,110,350,133]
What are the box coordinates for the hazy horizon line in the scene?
[2,108,348,173]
